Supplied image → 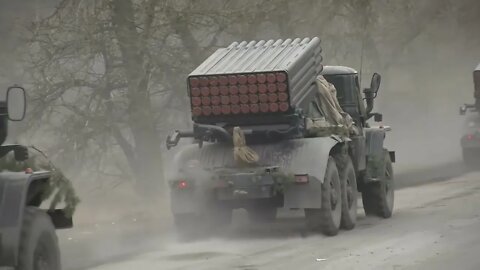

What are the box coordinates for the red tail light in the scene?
[294,174,309,184]
[177,180,189,189]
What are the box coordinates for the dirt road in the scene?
[75,169,480,270]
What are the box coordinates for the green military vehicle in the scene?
[0,86,73,270]
[166,37,395,239]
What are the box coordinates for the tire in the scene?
[174,205,232,241]
[247,204,277,223]
[17,207,60,270]
[305,157,342,236]
[337,156,357,230]
[362,150,394,218]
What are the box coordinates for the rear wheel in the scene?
[338,156,357,230]
[305,157,342,236]
[17,207,60,270]
[362,150,394,218]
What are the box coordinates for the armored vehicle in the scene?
[0,86,72,270]
[459,63,480,167]
[166,37,395,238]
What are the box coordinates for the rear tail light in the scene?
[294,174,309,184]
[177,180,189,189]
[189,71,291,117]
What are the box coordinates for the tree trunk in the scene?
[111,0,164,197]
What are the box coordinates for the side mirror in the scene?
[459,105,467,115]
[370,73,381,94]
[6,86,26,121]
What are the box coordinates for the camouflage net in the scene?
[0,146,80,218]
[233,127,259,165]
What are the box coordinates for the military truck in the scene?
[459,63,480,167]
[166,37,395,238]
[0,86,72,270]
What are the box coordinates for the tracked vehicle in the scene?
[0,86,72,270]
[166,37,395,238]
[459,63,480,167]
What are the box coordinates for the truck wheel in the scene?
[17,207,61,270]
[247,204,277,223]
[338,156,357,230]
[305,157,342,236]
[362,150,394,218]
